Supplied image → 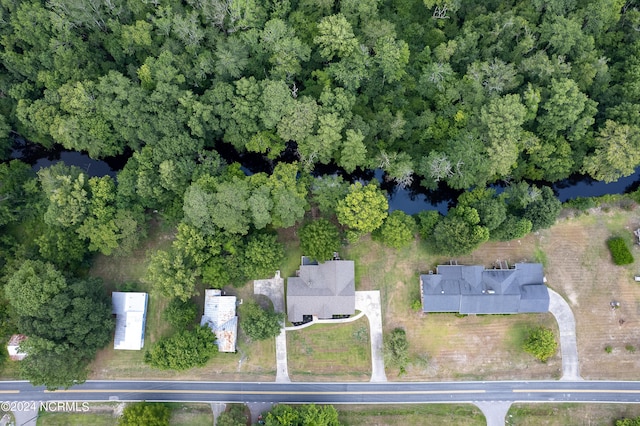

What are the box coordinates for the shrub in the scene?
[626,344,636,353]
[607,237,634,265]
[384,328,410,374]
[605,345,613,353]
[523,326,557,362]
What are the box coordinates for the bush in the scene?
[605,345,613,353]
[607,237,634,265]
[384,328,410,374]
[523,326,557,362]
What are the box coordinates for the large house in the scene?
[287,256,355,323]
[201,289,238,353]
[112,292,148,350]
[420,263,549,314]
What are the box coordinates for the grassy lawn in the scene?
[88,218,276,381]
[167,403,213,426]
[345,235,560,381]
[337,404,485,426]
[287,317,371,381]
[36,403,120,426]
[507,403,640,425]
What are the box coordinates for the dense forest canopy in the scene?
[1,0,640,387]
[1,0,639,191]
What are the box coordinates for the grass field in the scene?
[287,317,371,381]
[345,236,560,381]
[507,403,640,425]
[35,402,212,426]
[337,404,485,426]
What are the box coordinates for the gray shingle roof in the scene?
[421,263,549,314]
[287,257,355,322]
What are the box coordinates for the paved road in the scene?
[3,380,640,404]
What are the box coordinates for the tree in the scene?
[522,186,562,232]
[311,176,350,217]
[5,260,67,317]
[314,14,358,61]
[242,233,284,279]
[416,210,441,239]
[523,327,558,362]
[144,326,217,370]
[336,183,388,236]
[432,206,489,256]
[240,302,283,341]
[384,328,410,374]
[299,219,341,262]
[6,262,113,389]
[373,211,416,249]
[217,404,249,426]
[582,120,640,183]
[119,402,171,426]
[38,163,89,229]
[339,129,368,173]
[264,404,341,426]
[163,299,198,329]
[146,249,200,302]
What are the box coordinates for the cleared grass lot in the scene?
[337,404,485,426]
[287,317,371,381]
[506,403,640,425]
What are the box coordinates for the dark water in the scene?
[9,137,127,178]
[8,138,640,215]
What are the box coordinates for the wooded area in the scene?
[0,0,639,387]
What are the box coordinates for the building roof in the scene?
[7,334,27,361]
[112,292,148,350]
[286,257,356,322]
[421,263,549,314]
[200,289,237,353]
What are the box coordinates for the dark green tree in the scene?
[299,219,341,262]
[119,402,171,426]
[240,302,283,341]
[432,206,489,256]
[144,326,217,370]
[217,404,249,426]
[242,233,285,279]
[163,299,198,329]
[374,210,416,249]
[264,404,341,426]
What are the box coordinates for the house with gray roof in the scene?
[201,289,238,353]
[420,263,549,314]
[287,256,355,323]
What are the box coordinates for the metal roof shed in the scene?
[112,292,148,350]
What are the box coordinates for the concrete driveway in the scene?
[355,291,387,382]
[548,288,581,381]
[253,272,290,383]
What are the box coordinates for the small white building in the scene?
[7,334,26,361]
[112,292,148,350]
[200,289,237,353]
